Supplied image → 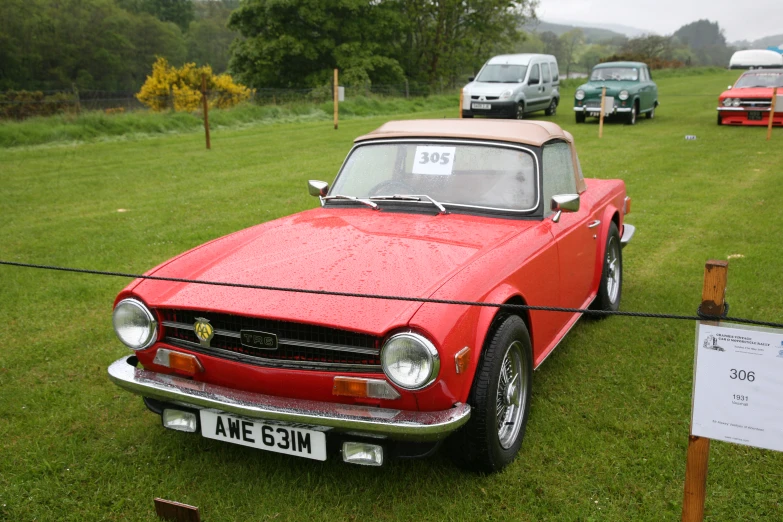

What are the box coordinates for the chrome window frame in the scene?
[328,138,541,215]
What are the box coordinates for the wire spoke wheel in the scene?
[605,235,620,304]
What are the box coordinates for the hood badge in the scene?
[194,317,215,347]
[240,330,279,351]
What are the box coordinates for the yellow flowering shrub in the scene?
[136,57,253,112]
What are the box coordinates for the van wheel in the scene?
[545,99,558,116]
[515,102,525,119]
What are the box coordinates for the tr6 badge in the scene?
[240,330,278,351]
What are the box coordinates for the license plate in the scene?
[471,103,491,110]
[200,410,327,461]
[748,111,763,121]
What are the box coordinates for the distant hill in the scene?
[526,19,651,39]
[523,20,627,43]
[729,34,783,50]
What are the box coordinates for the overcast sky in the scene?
[535,0,783,43]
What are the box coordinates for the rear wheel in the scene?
[646,105,655,119]
[594,222,622,312]
[448,315,532,473]
[545,98,558,116]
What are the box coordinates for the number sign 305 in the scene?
[412,146,456,176]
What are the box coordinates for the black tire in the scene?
[575,111,586,123]
[544,98,558,116]
[368,180,415,197]
[593,221,622,312]
[515,102,525,120]
[717,113,722,126]
[448,315,533,473]
[462,114,474,118]
[646,105,655,119]
[626,104,637,125]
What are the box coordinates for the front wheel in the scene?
[515,102,525,120]
[593,222,622,312]
[626,104,637,125]
[448,315,532,473]
[575,111,586,123]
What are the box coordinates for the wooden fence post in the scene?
[201,73,211,150]
[599,87,606,138]
[333,69,339,130]
[767,87,777,141]
[681,260,728,522]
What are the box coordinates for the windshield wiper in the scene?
[369,194,447,214]
[322,194,378,210]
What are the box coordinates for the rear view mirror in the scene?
[551,194,580,223]
[308,180,329,197]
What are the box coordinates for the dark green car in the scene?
[573,61,658,125]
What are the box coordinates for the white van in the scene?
[462,54,560,119]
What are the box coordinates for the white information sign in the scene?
[692,322,783,452]
[412,146,456,176]
[603,96,614,116]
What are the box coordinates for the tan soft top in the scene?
[355,119,573,147]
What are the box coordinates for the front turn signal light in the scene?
[623,196,632,216]
[153,348,204,375]
[454,347,471,374]
[333,377,401,400]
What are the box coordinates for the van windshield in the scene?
[476,64,527,83]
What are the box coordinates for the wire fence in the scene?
[0,82,445,121]
[2,260,782,329]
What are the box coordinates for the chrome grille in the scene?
[471,96,499,100]
[738,98,771,108]
[158,309,382,372]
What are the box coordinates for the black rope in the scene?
[2,260,782,328]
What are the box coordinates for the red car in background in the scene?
[717,69,783,126]
[108,119,634,473]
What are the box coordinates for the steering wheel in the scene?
[368,180,416,197]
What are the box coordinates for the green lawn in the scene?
[1,69,782,521]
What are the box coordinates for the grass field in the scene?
[1,69,782,521]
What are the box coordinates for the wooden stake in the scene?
[333,69,339,130]
[154,498,201,522]
[599,87,606,138]
[767,87,777,141]
[201,73,210,150]
[681,260,728,522]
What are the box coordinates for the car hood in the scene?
[465,82,521,96]
[719,87,777,99]
[577,81,638,96]
[131,207,538,336]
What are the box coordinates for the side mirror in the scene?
[468,77,475,82]
[529,78,539,86]
[551,194,580,223]
[727,85,732,89]
[308,180,329,197]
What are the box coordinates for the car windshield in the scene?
[475,64,528,83]
[734,71,783,88]
[330,141,538,212]
[590,67,638,81]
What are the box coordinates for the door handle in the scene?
[587,220,601,228]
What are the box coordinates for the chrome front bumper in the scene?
[108,356,471,441]
[620,224,635,248]
[574,106,632,113]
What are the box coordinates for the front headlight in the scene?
[732,99,740,107]
[618,90,629,101]
[722,98,733,107]
[575,90,585,101]
[381,333,440,390]
[113,298,157,350]
[499,89,514,100]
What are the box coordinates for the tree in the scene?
[118,0,195,32]
[673,19,732,66]
[559,29,583,77]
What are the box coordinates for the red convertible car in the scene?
[717,68,783,126]
[109,119,634,473]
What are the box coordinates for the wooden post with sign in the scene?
[599,87,606,138]
[333,69,339,130]
[767,87,778,141]
[154,498,201,522]
[681,260,728,522]
[201,73,211,150]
